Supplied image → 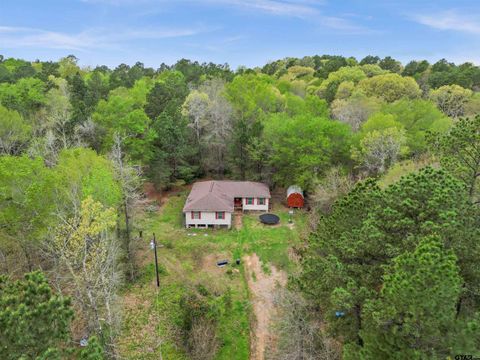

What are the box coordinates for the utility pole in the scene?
[150,233,160,288]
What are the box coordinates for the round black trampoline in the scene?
[259,213,280,225]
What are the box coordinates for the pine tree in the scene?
[352,236,462,359]
[0,271,74,359]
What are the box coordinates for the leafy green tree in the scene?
[358,73,421,102]
[359,64,387,77]
[0,77,46,117]
[316,66,366,103]
[284,94,329,117]
[402,60,430,77]
[380,99,451,153]
[0,156,57,270]
[150,104,197,186]
[351,236,470,359]
[359,55,380,65]
[55,148,122,209]
[430,84,472,118]
[93,79,156,163]
[144,71,194,186]
[0,271,74,359]
[263,113,351,190]
[144,71,188,121]
[58,55,81,78]
[226,73,284,179]
[0,104,31,155]
[378,56,402,73]
[68,73,90,126]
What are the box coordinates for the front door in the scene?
[234,197,242,209]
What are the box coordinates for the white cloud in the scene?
[81,0,323,17]
[0,25,212,51]
[212,0,320,17]
[412,10,480,34]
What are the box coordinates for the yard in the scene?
[117,189,308,359]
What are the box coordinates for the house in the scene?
[287,185,304,208]
[183,180,271,229]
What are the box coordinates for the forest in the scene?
[0,53,480,359]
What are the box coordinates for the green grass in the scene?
[118,192,307,359]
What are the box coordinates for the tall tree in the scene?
[432,115,480,202]
[225,73,283,179]
[0,105,31,155]
[350,236,467,359]
[301,167,480,350]
[263,113,351,190]
[358,73,421,102]
[52,196,121,358]
[109,134,141,280]
[430,84,472,118]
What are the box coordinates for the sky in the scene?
[1,0,480,69]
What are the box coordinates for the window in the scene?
[246,198,254,205]
[216,211,225,219]
[257,198,265,205]
[191,211,201,219]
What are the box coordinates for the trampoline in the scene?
[259,213,280,225]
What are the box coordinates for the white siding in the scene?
[185,211,232,228]
[243,197,269,211]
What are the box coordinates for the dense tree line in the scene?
[1,52,480,358]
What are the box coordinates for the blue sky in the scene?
[1,0,480,69]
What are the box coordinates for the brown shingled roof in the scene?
[183,180,270,212]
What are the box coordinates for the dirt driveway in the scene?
[243,253,287,360]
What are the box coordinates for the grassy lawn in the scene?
[118,191,307,359]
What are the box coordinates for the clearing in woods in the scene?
[119,186,307,359]
[243,253,287,360]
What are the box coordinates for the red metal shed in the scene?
[287,185,304,208]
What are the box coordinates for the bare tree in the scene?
[331,95,381,131]
[187,318,219,360]
[311,167,356,217]
[46,78,73,150]
[267,289,340,360]
[182,79,233,176]
[110,133,142,280]
[50,196,122,358]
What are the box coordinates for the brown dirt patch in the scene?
[234,211,243,230]
[201,252,232,276]
[243,253,287,360]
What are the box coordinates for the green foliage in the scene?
[301,167,480,353]
[432,115,480,201]
[263,113,351,190]
[0,104,31,155]
[0,155,58,247]
[0,77,46,116]
[225,73,283,178]
[380,99,451,153]
[145,71,188,120]
[55,148,122,208]
[358,73,421,102]
[352,126,407,174]
[355,236,466,359]
[0,271,74,359]
[316,66,367,102]
[93,78,156,163]
[430,84,473,118]
[78,336,105,360]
